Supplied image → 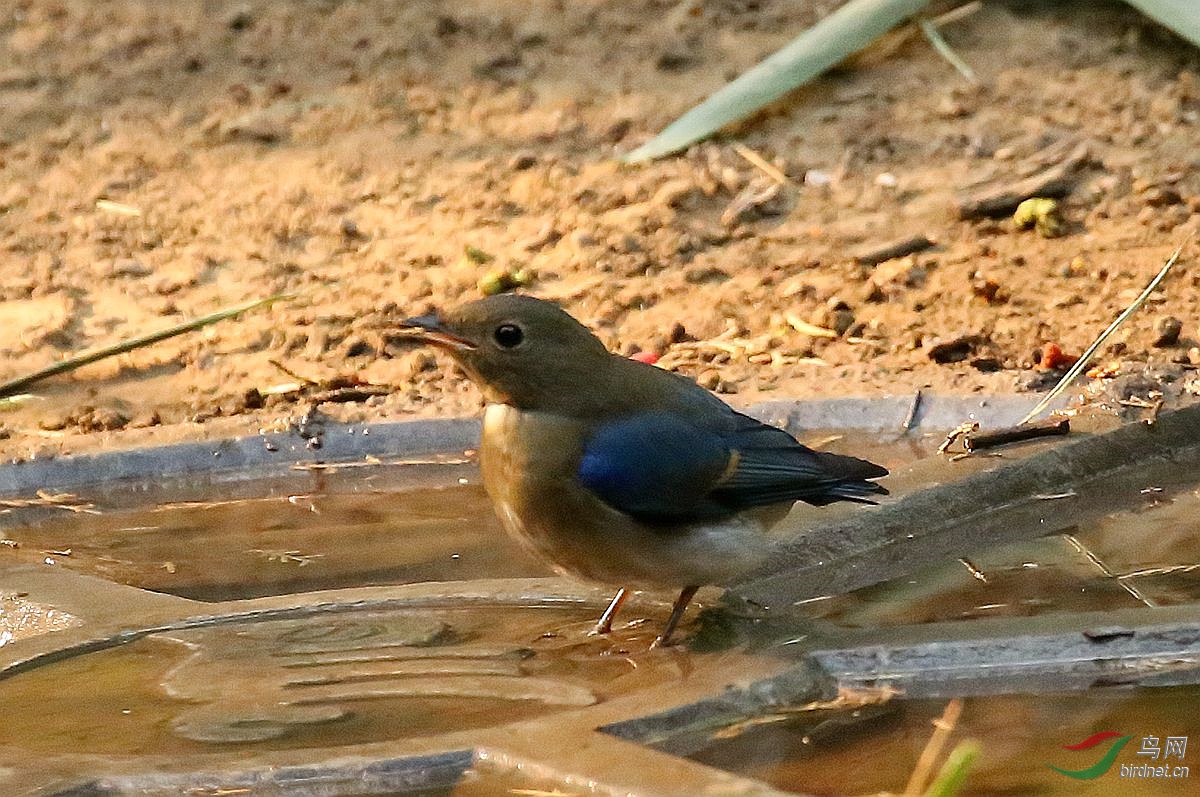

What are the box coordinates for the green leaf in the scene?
[624,0,933,162]
[1123,0,1200,48]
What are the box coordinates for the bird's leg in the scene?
[651,585,699,648]
[589,587,629,636]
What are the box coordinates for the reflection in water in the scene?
[1,468,550,601]
[0,603,689,755]
[803,488,1200,628]
[689,688,1200,797]
[0,432,928,603]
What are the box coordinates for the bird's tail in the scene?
[807,451,889,506]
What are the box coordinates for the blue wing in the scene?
[577,412,733,522]
[577,411,887,524]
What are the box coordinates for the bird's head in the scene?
[399,293,613,410]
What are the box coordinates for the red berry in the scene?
[1038,342,1078,370]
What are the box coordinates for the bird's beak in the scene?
[398,314,477,351]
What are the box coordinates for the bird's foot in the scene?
[587,618,615,637]
[648,632,678,650]
[588,587,629,637]
[651,584,699,650]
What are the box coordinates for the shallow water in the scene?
[1,428,1198,795]
[0,607,686,755]
[690,687,1200,796]
[0,464,548,601]
[0,431,928,603]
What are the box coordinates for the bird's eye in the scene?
[493,323,524,349]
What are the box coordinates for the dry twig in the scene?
[731,142,791,185]
[964,417,1070,452]
[903,698,963,796]
[855,234,935,266]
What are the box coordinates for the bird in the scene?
[401,293,887,646]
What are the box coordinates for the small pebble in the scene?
[927,333,982,364]
[804,170,832,187]
[240,388,265,411]
[970,357,1002,372]
[508,151,537,171]
[656,50,696,72]
[697,370,721,391]
[226,6,253,30]
[971,277,1005,304]
[76,406,129,432]
[129,410,163,429]
[1154,316,1183,347]
[1061,256,1087,278]
[341,334,375,358]
[1142,185,1183,208]
[400,350,438,381]
[107,259,152,279]
[827,309,856,337]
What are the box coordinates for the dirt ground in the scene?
[1,0,1199,460]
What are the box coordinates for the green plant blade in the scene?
[624,0,932,162]
[1123,0,1200,48]
[924,740,981,797]
[0,293,294,399]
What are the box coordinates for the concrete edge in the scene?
[0,394,1049,497]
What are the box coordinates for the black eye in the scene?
[493,323,524,348]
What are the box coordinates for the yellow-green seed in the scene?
[477,271,507,296]
[1013,197,1062,238]
[463,244,495,265]
[478,267,533,296]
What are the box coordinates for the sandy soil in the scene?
[0,0,1198,460]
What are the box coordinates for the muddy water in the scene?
[691,687,1200,796]
[1,429,1198,795]
[805,486,1200,627]
[0,606,687,756]
[0,432,928,602]
[0,464,549,601]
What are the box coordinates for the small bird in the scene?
[402,294,887,646]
